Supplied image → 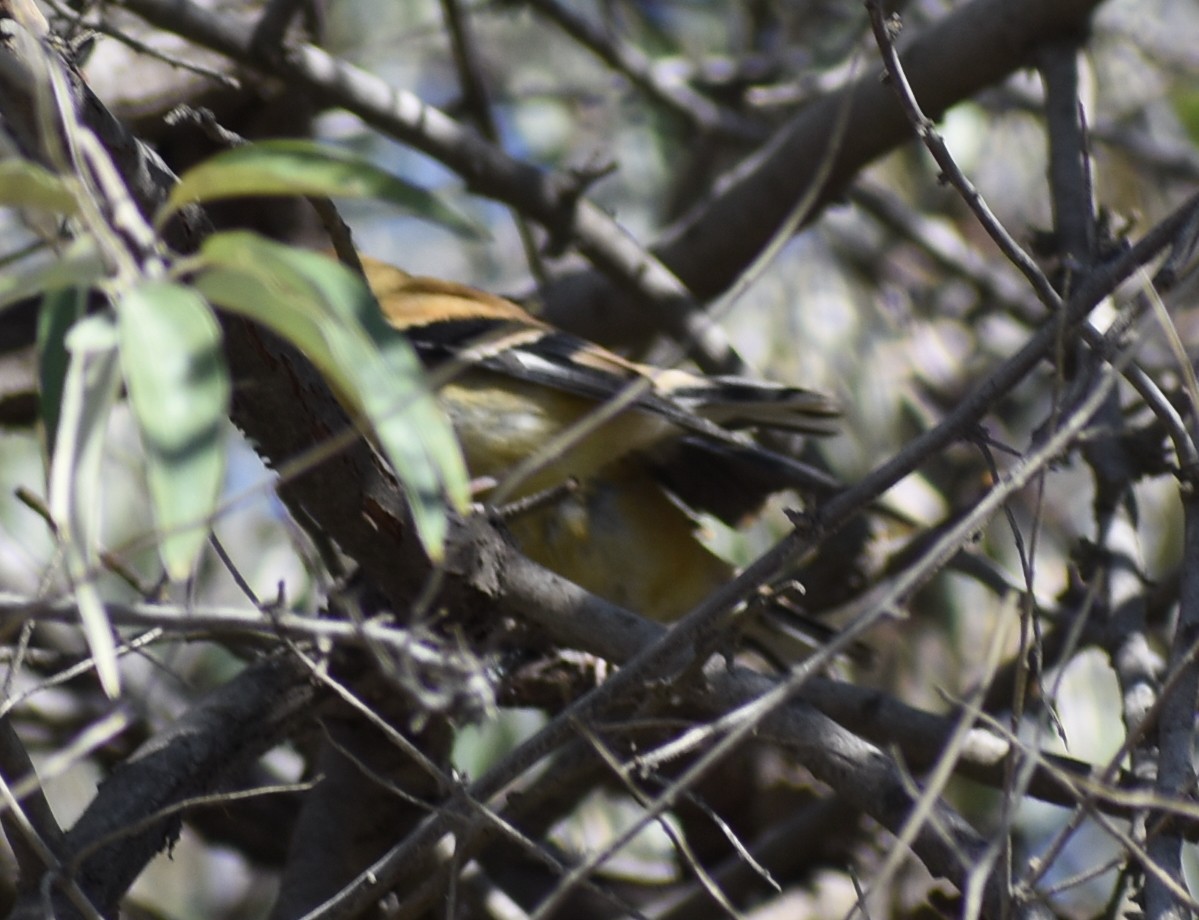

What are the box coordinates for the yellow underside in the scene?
[440,375,671,499]
[438,375,730,621]
[506,464,732,621]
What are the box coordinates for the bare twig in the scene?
[111,0,750,374]
[11,655,319,917]
[1145,483,1199,920]
[866,1,1061,313]
[523,0,766,142]
[438,0,547,287]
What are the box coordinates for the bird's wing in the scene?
[370,261,840,441]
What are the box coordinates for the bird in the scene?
[361,255,840,622]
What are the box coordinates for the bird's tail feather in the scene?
[665,376,841,437]
[649,435,839,526]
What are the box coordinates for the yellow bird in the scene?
[363,256,839,621]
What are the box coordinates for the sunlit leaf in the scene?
[161,139,483,239]
[47,314,122,698]
[193,232,468,559]
[118,281,230,581]
[0,239,105,314]
[0,159,77,215]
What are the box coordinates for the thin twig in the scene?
[523,0,766,142]
[438,0,548,288]
[112,0,750,374]
[866,2,1063,313]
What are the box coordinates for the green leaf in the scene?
[0,159,77,215]
[192,232,468,558]
[161,139,484,239]
[1173,87,1199,149]
[118,281,230,581]
[37,285,86,458]
[48,314,123,698]
[0,239,105,314]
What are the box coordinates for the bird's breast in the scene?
[437,374,673,498]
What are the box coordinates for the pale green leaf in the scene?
[48,314,122,697]
[0,159,77,215]
[162,139,483,239]
[0,239,105,314]
[118,281,230,580]
[193,232,468,558]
